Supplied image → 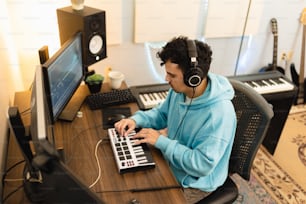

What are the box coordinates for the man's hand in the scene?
[133,128,161,145]
[114,118,136,136]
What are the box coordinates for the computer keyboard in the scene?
[86,89,137,110]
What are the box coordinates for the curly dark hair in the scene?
[157,36,212,78]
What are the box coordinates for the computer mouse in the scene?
[107,114,126,125]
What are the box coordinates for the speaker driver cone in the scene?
[89,34,103,55]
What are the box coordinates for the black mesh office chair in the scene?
[196,79,274,204]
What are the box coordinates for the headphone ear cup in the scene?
[184,66,204,87]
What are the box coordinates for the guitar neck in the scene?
[300,25,306,85]
[272,34,278,69]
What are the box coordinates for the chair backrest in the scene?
[228,79,274,180]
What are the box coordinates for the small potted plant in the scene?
[85,73,104,94]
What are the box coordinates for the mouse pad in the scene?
[102,107,131,129]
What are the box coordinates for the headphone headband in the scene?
[187,40,198,67]
[184,40,204,87]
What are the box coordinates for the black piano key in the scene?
[251,81,259,87]
[254,80,266,86]
[245,81,256,88]
[161,91,167,98]
[262,79,273,85]
[273,78,285,84]
[142,94,148,101]
[260,80,269,86]
[268,79,277,85]
[148,93,153,100]
[158,92,164,99]
[150,93,157,100]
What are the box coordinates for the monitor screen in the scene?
[42,32,84,122]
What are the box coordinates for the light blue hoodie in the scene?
[131,73,236,192]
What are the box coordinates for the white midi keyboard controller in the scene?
[108,128,155,173]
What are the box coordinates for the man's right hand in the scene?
[114,118,136,136]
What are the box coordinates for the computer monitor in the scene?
[42,32,84,123]
[6,66,103,203]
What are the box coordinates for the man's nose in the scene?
[165,75,170,82]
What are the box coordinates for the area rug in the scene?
[230,105,306,204]
[230,144,306,204]
[273,105,306,191]
[231,172,277,204]
[253,146,306,204]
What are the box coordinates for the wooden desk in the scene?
[4,82,186,204]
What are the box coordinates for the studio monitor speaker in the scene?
[57,6,107,69]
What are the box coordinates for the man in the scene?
[115,36,237,203]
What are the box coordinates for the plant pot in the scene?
[87,83,102,94]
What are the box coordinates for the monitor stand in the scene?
[8,106,103,203]
[24,153,103,204]
[58,85,89,121]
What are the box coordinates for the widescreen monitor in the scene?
[42,32,84,123]
[7,65,103,203]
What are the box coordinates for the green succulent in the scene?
[85,74,104,85]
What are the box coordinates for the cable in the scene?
[65,124,104,164]
[89,139,103,189]
[95,185,182,194]
[20,108,30,115]
[2,160,25,192]
[173,88,196,140]
[4,160,25,175]
[234,0,252,76]
[130,185,182,192]
[2,183,24,203]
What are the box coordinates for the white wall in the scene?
[88,0,306,86]
[3,0,306,89]
[1,0,306,197]
[0,24,16,197]
[0,67,10,198]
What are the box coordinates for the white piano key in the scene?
[133,146,143,151]
[136,156,147,161]
[135,151,144,156]
[137,158,148,164]
[244,78,294,94]
[153,93,163,104]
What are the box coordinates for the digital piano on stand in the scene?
[228,70,297,155]
[130,71,297,155]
